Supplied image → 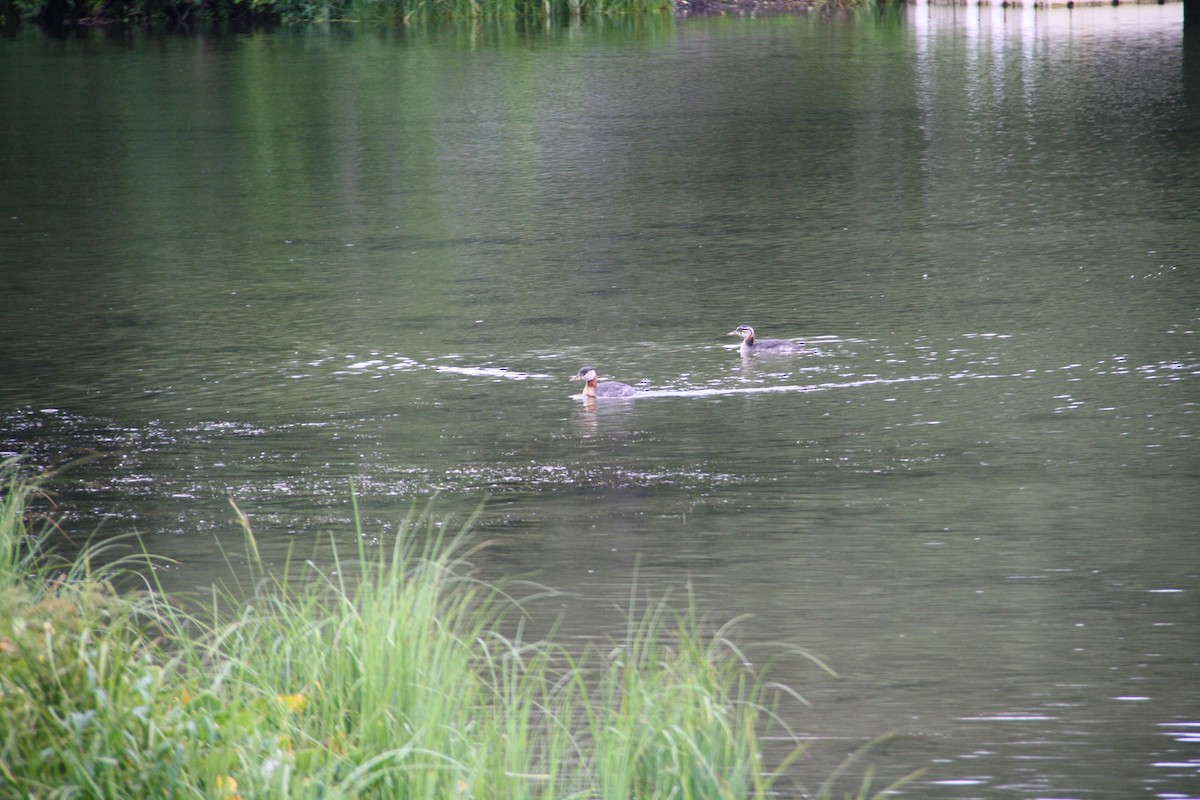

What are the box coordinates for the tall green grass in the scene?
[0,456,52,591]
[0,460,920,799]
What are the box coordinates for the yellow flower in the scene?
[279,693,307,713]
[179,688,191,706]
[215,775,241,800]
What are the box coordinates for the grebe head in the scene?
[573,367,598,382]
[728,325,755,342]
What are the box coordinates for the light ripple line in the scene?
[630,374,941,399]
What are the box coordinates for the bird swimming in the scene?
[727,325,803,355]
[572,366,637,398]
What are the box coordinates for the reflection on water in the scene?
[2,2,1198,797]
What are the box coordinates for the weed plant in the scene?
[0,460,919,799]
[0,456,52,592]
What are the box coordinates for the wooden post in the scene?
[1187,0,1200,28]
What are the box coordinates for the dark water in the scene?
[2,3,1198,796]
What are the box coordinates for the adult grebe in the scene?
[573,366,637,398]
[727,325,803,355]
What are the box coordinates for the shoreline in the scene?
[675,0,1174,17]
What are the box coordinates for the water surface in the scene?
[1,3,1198,796]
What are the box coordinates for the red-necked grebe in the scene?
[573,366,637,398]
[727,325,803,355]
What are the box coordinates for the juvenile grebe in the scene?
[573,366,637,398]
[727,325,803,355]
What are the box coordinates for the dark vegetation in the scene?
[1,0,668,27]
[0,0,843,28]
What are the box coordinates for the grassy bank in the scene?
[0,459,915,799]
